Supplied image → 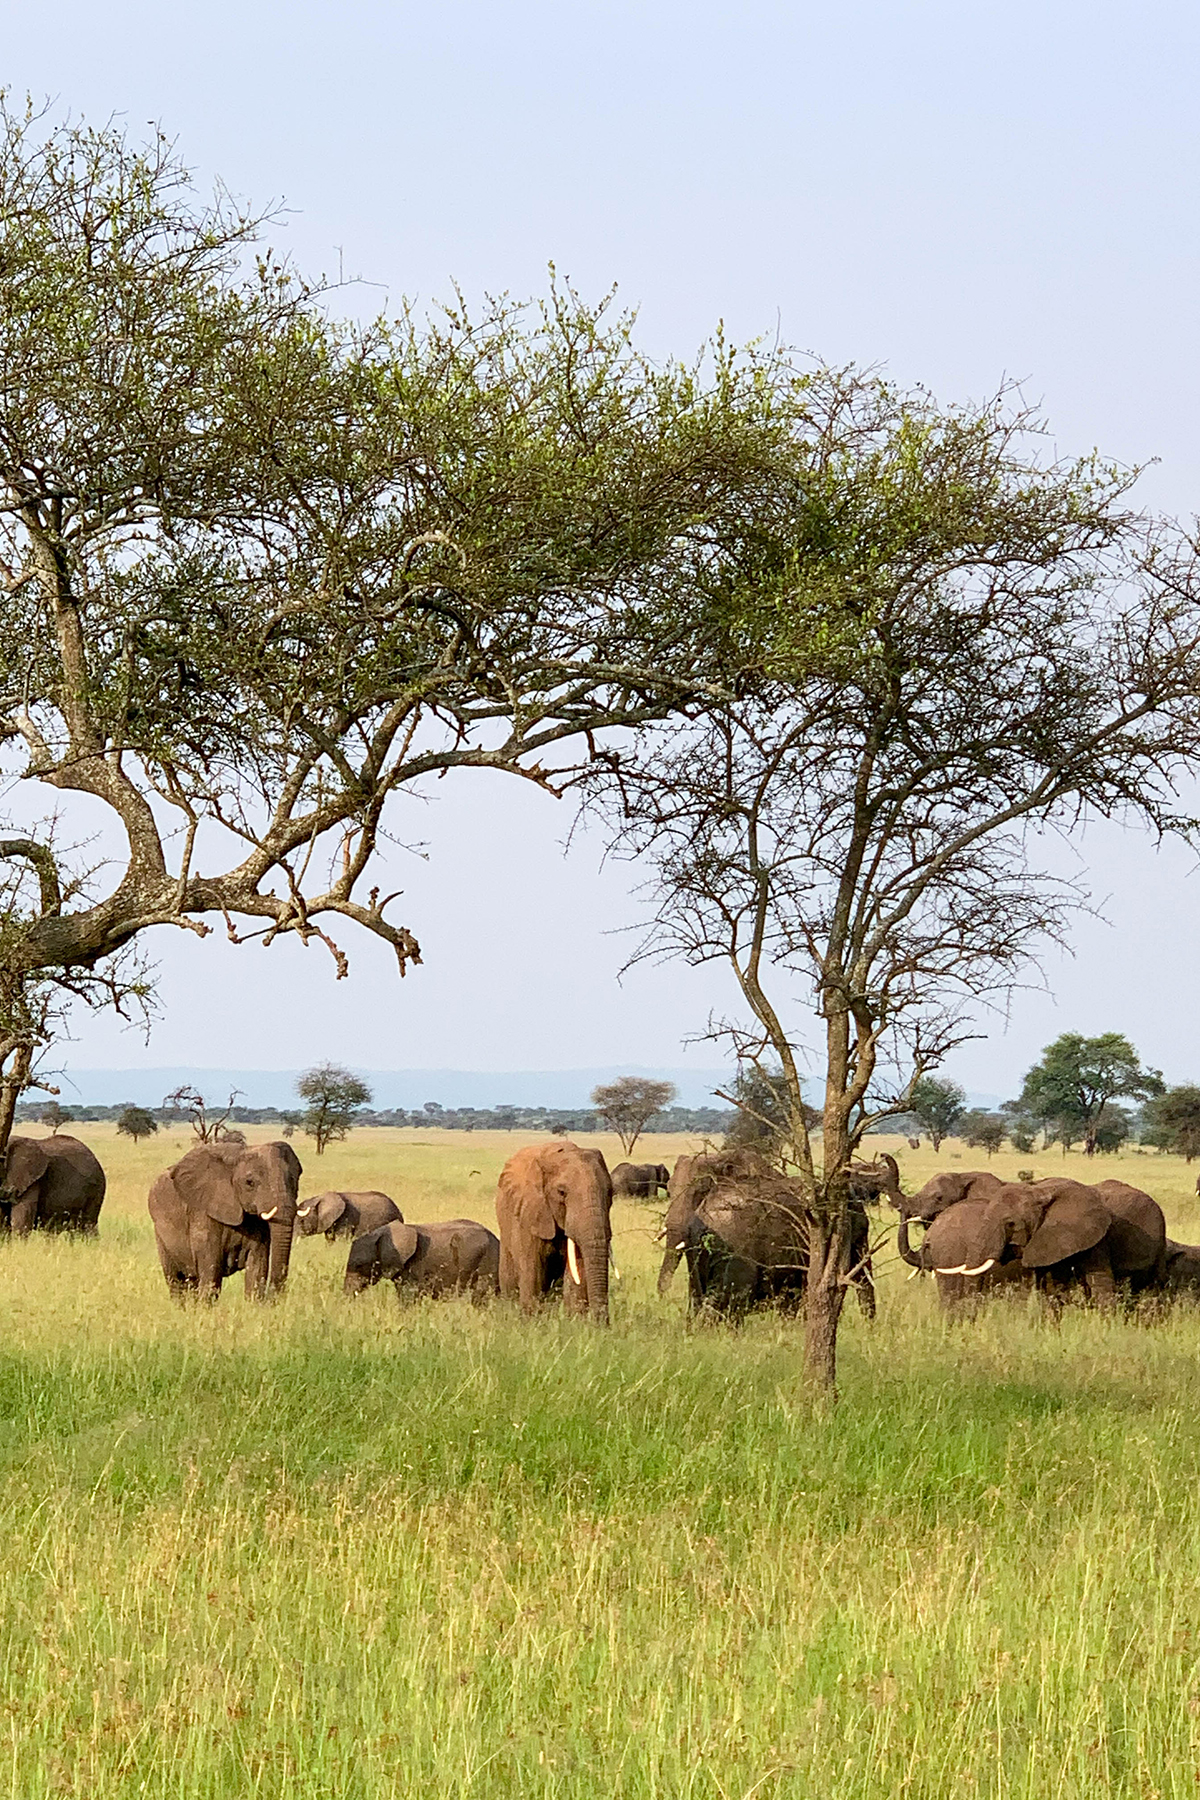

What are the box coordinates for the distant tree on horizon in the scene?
[1018,1034,1162,1157]
[298,1064,372,1154]
[117,1106,158,1142]
[590,1077,676,1155]
[909,1078,966,1152]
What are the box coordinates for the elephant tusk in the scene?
[907,1267,923,1280]
[297,1205,312,1217]
[609,1248,621,1280]
[961,1259,996,1277]
[260,1206,279,1221]
[935,1264,968,1276]
[566,1238,582,1285]
[675,1241,687,1251]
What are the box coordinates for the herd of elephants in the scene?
[3,1129,1200,1321]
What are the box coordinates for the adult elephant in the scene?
[0,1135,106,1235]
[148,1139,303,1301]
[297,1189,402,1240]
[883,1155,1023,1311]
[610,1162,669,1200]
[658,1148,875,1319]
[898,1175,1165,1310]
[495,1141,613,1322]
[344,1219,500,1300]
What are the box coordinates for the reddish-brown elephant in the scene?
[495,1142,613,1322]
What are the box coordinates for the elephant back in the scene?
[1092,1179,1166,1279]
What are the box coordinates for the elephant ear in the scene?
[924,1200,1007,1276]
[385,1223,420,1267]
[318,1192,348,1232]
[172,1145,242,1228]
[4,1137,50,1195]
[1022,1190,1111,1268]
[271,1140,303,1190]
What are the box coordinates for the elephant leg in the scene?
[563,1239,588,1317]
[517,1242,546,1315]
[192,1237,225,1302]
[498,1241,518,1301]
[9,1194,37,1236]
[155,1239,194,1304]
[244,1236,269,1301]
[1079,1243,1118,1310]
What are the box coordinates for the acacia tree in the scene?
[298,1063,371,1153]
[590,1077,676,1155]
[592,370,1200,1398]
[0,105,774,1144]
[1017,1033,1162,1155]
[1143,1086,1200,1159]
[908,1076,966,1151]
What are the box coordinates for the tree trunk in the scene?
[0,1045,31,1159]
[804,1210,848,1404]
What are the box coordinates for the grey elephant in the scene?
[495,1141,613,1322]
[1161,1239,1200,1296]
[884,1156,1024,1311]
[896,1173,1165,1311]
[659,1148,875,1319]
[610,1162,669,1200]
[148,1139,303,1300]
[297,1189,402,1240]
[344,1219,500,1300]
[0,1134,105,1234]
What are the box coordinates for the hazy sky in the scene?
[7,1,1200,1093]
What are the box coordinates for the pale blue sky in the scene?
[5,1,1199,1094]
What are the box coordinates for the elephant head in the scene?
[296,1190,348,1237]
[0,1136,51,1208]
[886,1156,1007,1224]
[1164,1240,1200,1296]
[497,1141,612,1321]
[343,1221,419,1294]
[172,1139,303,1291]
[919,1179,1115,1281]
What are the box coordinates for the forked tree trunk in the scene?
[0,1044,31,1160]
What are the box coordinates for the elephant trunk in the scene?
[657,1241,684,1295]
[880,1153,904,1210]
[267,1218,294,1293]
[578,1234,610,1324]
[896,1212,926,1270]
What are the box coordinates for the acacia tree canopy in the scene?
[591,368,1200,1395]
[0,104,776,1140]
[1018,1034,1163,1156]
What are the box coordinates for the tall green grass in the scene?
[0,1126,1198,1796]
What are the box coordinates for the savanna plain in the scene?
[3,1125,1200,1798]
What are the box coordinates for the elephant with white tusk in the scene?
[148,1139,303,1301]
[890,1159,1166,1313]
[296,1189,402,1241]
[495,1142,613,1322]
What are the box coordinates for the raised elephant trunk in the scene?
[267,1217,294,1293]
[879,1153,904,1209]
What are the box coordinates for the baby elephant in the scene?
[344,1219,500,1301]
[297,1190,402,1240]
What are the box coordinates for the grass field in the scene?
[1,1125,1199,1797]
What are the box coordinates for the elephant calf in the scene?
[297,1189,402,1240]
[344,1219,500,1301]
